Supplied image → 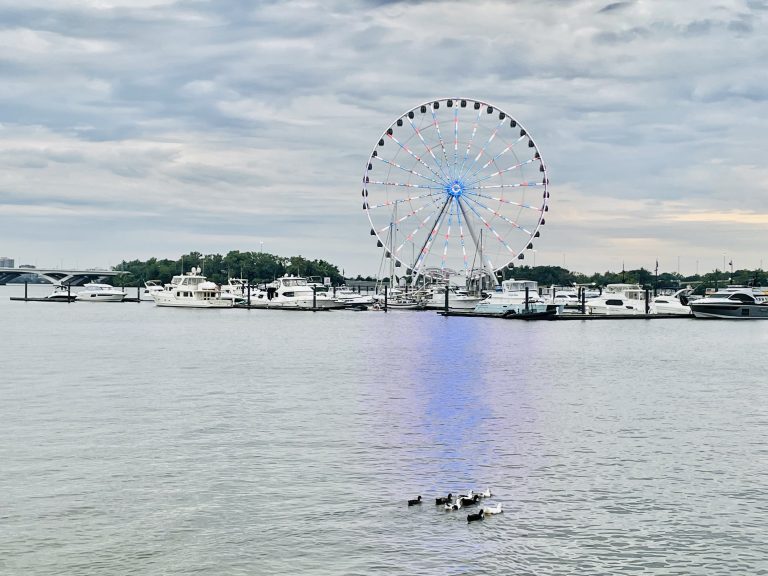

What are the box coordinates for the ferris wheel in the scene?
[361,98,549,283]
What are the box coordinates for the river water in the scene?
[1,284,766,575]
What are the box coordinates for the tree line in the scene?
[114,251,766,291]
[114,251,345,286]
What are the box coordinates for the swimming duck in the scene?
[483,502,503,515]
[445,499,462,511]
[407,496,422,506]
[479,488,492,498]
[458,494,481,507]
[435,493,452,505]
[467,509,484,523]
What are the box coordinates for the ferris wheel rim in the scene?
[361,97,549,278]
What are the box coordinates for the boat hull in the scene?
[152,294,233,308]
[690,304,768,319]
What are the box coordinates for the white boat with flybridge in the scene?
[423,284,483,310]
[247,275,345,309]
[45,284,77,302]
[650,288,693,315]
[75,283,126,302]
[141,280,164,301]
[473,279,555,316]
[585,283,646,315]
[151,268,233,308]
[689,286,768,319]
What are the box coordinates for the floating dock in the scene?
[439,310,692,320]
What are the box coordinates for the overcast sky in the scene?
[1,0,767,276]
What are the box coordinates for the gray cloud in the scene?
[1,0,767,276]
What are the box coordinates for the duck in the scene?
[482,502,503,515]
[407,495,422,506]
[458,494,481,507]
[435,493,452,505]
[479,488,492,498]
[445,499,462,511]
[457,489,474,500]
[467,509,484,523]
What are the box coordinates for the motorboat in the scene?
[550,287,581,310]
[473,279,554,315]
[141,280,164,301]
[650,288,693,315]
[689,287,768,319]
[423,285,483,310]
[45,284,77,302]
[248,275,345,309]
[75,283,126,302]
[585,283,646,315]
[333,286,375,306]
[151,270,233,308]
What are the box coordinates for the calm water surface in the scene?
[1,284,767,575]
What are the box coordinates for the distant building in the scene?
[0,256,14,268]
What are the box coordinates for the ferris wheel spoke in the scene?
[452,106,459,181]
[458,106,484,178]
[373,156,446,187]
[430,106,452,181]
[440,197,458,270]
[367,190,443,210]
[381,200,439,239]
[461,188,544,213]
[463,139,530,186]
[412,196,452,276]
[455,198,469,273]
[386,132,449,185]
[468,181,544,191]
[405,117,451,183]
[460,192,535,237]
[393,197,450,260]
[466,157,536,187]
[459,117,507,181]
[456,198,496,274]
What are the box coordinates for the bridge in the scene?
[0,267,127,286]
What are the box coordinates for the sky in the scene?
[1,0,767,277]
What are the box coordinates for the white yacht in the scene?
[423,285,483,310]
[689,287,768,319]
[151,269,233,308]
[75,283,126,302]
[473,279,552,315]
[585,284,647,315]
[248,275,345,309]
[650,289,693,315]
[550,287,581,310]
[333,286,375,306]
[141,280,164,301]
[45,284,76,302]
[221,278,249,302]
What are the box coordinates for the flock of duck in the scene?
[408,488,503,523]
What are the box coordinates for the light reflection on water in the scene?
[0,284,766,575]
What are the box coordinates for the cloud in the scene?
[1,0,767,276]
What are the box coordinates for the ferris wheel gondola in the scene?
[361,98,549,285]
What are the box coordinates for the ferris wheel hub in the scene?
[447,180,464,197]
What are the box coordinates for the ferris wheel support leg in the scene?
[457,198,497,287]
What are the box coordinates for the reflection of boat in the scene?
[151,271,233,308]
[650,289,692,315]
[75,283,126,302]
[585,284,646,315]
[45,284,77,302]
[248,275,345,309]
[689,287,768,319]
[474,279,551,315]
